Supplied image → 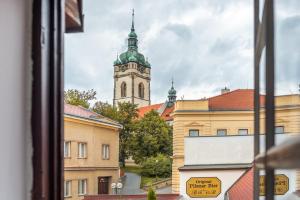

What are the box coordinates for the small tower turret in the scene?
[167,79,177,107]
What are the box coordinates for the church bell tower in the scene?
[113,10,151,108]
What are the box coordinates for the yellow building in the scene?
[172,89,300,196]
[64,104,122,200]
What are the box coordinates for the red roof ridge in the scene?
[138,103,164,109]
[208,89,254,100]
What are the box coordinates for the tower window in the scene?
[121,82,127,97]
[138,83,144,99]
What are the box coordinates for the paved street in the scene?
[121,172,172,195]
[121,172,144,194]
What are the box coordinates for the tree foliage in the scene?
[93,101,138,167]
[116,102,139,167]
[64,89,96,109]
[147,187,157,200]
[130,110,172,164]
[141,154,172,178]
[92,101,118,121]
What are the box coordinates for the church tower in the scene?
[113,10,151,108]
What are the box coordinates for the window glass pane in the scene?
[238,129,248,135]
[78,143,86,158]
[189,130,199,137]
[78,179,87,195]
[217,129,227,136]
[275,126,284,134]
[64,141,70,157]
[102,145,110,159]
[64,181,71,197]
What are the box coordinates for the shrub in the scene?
[141,154,172,178]
[147,187,157,200]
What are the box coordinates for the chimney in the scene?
[221,87,230,94]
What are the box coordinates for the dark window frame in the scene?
[253,0,276,199]
[31,0,64,199]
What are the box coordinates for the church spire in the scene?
[131,9,135,32]
[128,9,138,51]
[168,78,177,107]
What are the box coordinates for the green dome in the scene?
[128,31,137,38]
[128,55,138,62]
[119,50,150,67]
[115,10,151,68]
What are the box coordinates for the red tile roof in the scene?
[138,103,175,121]
[138,89,264,121]
[208,89,265,111]
[226,167,253,200]
[161,105,175,121]
[138,103,164,118]
[64,103,99,118]
[64,104,121,127]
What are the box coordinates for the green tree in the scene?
[130,110,172,164]
[92,101,118,121]
[93,101,138,167]
[147,187,157,200]
[116,102,138,167]
[64,89,96,109]
[141,154,172,178]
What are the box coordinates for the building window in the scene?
[275,126,284,134]
[102,144,110,160]
[64,180,72,197]
[138,82,144,98]
[78,142,87,158]
[189,129,199,137]
[64,141,71,158]
[217,129,227,136]
[121,82,127,97]
[238,129,248,135]
[78,179,87,196]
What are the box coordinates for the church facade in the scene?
[113,11,151,108]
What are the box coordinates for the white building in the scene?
[179,134,299,200]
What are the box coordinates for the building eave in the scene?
[178,163,252,171]
[65,0,84,33]
[64,114,122,130]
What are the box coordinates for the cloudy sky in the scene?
[65,0,299,104]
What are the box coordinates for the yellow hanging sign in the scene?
[186,177,221,198]
[259,174,289,196]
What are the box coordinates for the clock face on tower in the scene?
[120,65,128,72]
[137,65,145,73]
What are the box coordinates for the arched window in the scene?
[121,82,127,97]
[138,83,144,99]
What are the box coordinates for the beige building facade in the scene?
[172,90,300,194]
[64,104,122,200]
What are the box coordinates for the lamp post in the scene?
[111,181,123,199]
[155,159,158,182]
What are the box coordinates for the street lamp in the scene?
[111,181,123,196]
